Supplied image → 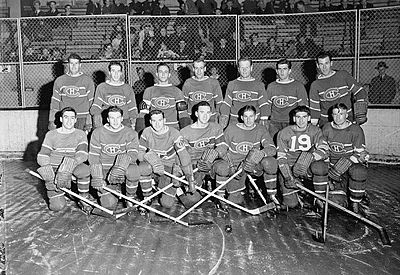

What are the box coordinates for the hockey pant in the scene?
[46,163,90,211]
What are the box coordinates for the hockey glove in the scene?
[108,153,131,184]
[144,151,164,175]
[198,148,219,172]
[293,151,314,178]
[37,165,55,182]
[279,163,300,189]
[329,157,353,182]
[55,157,77,189]
[243,148,265,175]
[354,101,368,125]
[90,164,105,191]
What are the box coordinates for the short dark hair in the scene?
[292,105,311,116]
[239,105,257,118]
[193,58,206,66]
[332,103,348,111]
[108,61,122,71]
[196,101,211,110]
[157,62,170,73]
[149,109,164,119]
[316,51,332,62]
[60,107,77,117]
[68,53,82,63]
[276,58,292,70]
[108,106,124,116]
[238,57,253,67]
[65,4,71,8]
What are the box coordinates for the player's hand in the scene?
[285,177,301,190]
[108,166,126,184]
[313,152,322,161]
[55,171,72,189]
[92,178,105,192]
[48,121,56,131]
[83,123,92,134]
[197,160,212,172]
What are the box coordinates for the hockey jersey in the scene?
[50,73,95,120]
[218,123,276,166]
[90,81,138,120]
[309,70,366,125]
[89,124,139,170]
[322,121,366,164]
[182,76,223,121]
[265,79,308,123]
[277,124,328,166]
[180,122,224,163]
[37,128,88,167]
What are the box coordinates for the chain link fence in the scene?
[358,6,400,105]
[0,8,399,109]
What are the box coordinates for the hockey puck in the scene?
[225,225,232,233]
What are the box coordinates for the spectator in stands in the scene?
[177,0,199,14]
[338,0,354,10]
[369,61,397,104]
[320,0,337,11]
[142,38,158,60]
[214,37,235,60]
[296,1,317,36]
[176,40,191,60]
[279,0,296,13]
[30,0,46,16]
[86,0,100,15]
[242,33,266,59]
[132,47,141,59]
[222,0,241,14]
[133,67,147,103]
[196,0,217,15]
[24,46,37,62]
[242,0,258,14]
[128,0,143,14]
[61,4,74,16]
[295,33,320,58]
[156,27,171,50]
[51,47,64,61]
[142,0,158,14]
[111,32,124,56]
[152,0,171,15]
[357,0,374,9]
[264,36,284,58]
[112,0,128,14]
[171,25,188,52]
[99,44,116,59]
[103,0,113,14]
[210,66,220,80]
[285,39,297,58]
[256,0,276,14]
[157,42,179,60]
[38,47,52,61]
[46,1,60,16]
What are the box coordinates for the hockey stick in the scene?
[26,168,115,217]
[246,175,268,205]
[314,184,329,243]
[165,170,276,216]
[296,183,391,246]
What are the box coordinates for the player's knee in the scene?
[349,164,367,182]
[261,156,278,174]
[310,161,328,176]
[282,194,298,208]
[126,164,140,182]
[160,194,175,208]
[100,194,118,210]
[139,162,153,176]
[212,160,230,177]
[73,163,90,178]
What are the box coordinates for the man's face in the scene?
[196,105,211,124]
[110,64,122,82]
[317,56,333,76]
[34,2,40,10]
[150,113,165,132]
[193,61,206,79]
[276,63,291,81]
[238,60,252,79]
[50,2,56,9]
[378,66,386,75]
[137,68,144,79]
[293,111,310,129]
[242,110,256,128]
[60,111,76,130]
[68,58,81,75]
[107,111,123,130]
[332,108,348,126]
[160,28,167,36]
[156,65,170,84]
[66,6,71,13]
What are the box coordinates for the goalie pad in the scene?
[293,151,314,178]
[353,101,368,125]
[58,157,78,173]
[243,148,265,174]
[198,148,219,172]
[37,165,55,182]
[176,100,188,111]
[279,163,299,189]
[108,154,132,184]
[90,164,104,191]
[144,151,164,175]
[55,157,78,189]
[329,157,353,182]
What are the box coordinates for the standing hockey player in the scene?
[219,57,268,128]
[276,105,329,209]
[37,107,90,211]
[138,109,196,208]
[309,51,368,126]
[89,106,140,210]
[179,101,225,204]
[322,103,369,213]
[136,62,191,132]
[90,61,138,129]
[49,53,95,131]
[212,105,278,205]
[181,59,224,123]
[265,58,308,139]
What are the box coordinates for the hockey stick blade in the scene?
[249,202,276,215]
[91,208,116,220]
[378,227,391,246]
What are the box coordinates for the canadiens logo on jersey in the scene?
[62,86,82,98]
[191,91,208,101]
[273,96,289,108]
[235,141,253,155]
[107,95,125,106]
[329,142,345,153]
[153,97,171,109]
[234,91,252,102]
[103,144,124,156]
[323,88,341,101]
[194,138,211,149]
